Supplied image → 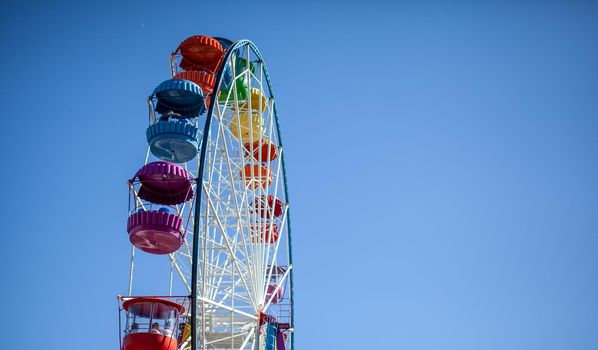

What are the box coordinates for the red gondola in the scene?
[252,195,284,219]
[121,297,184,350]
[243,138,278,162]
[250,222,279,244]
[176,36,224,73]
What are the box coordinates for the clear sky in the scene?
[1,0,597,349]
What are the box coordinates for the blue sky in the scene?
[1,0,597,349]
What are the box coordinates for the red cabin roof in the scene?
[123,297,184,318]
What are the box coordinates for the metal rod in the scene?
[169,257,174,296]
[128,245,135,296]
[117,299,123,350]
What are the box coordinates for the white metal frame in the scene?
[127,43,293,350]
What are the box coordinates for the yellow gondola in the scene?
[229,112,265,142]
[237,87,268,112]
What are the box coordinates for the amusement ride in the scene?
[117,35,294,350]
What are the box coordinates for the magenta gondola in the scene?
[127,210,183,254]
[267,283,284,304]
[134,161,193,205]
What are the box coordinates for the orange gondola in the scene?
[173,70,215,95]
[176,36,224,73]
[240,164,272,189]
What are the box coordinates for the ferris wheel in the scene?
[117,35,294,350]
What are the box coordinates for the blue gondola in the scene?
[153,79,205,117]
[146,115,198,163]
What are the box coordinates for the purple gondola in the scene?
[127,210,183,254]
[135,161,193,205]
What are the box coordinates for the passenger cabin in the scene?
[122,297,184,350]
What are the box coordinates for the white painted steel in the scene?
[127,43,292,350]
